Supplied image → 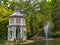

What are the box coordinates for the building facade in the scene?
[7,9,27,41]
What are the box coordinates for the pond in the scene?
[0,39,60,45]
[25,39,60,45]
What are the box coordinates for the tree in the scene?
[0,0,58,39]
[0,5,13,40]
[52,0,60,31]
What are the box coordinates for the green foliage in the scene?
[0,0,60,40]
[0,5,13,40]
[51,31,60,38]
[55,31,60,36]
[52,0,60,31]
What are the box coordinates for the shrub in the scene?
[51,31,60,38]
[55,31,60,36]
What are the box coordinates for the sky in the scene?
[46,0,51,2]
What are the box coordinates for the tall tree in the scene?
[52,0,60,31]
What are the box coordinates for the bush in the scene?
[27,32,32,38]
[55,31,60,36]
[51,31,60,38]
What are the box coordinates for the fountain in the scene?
[44,22,50,40]
[43,22,54,45]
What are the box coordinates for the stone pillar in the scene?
[20,27,23,40]
[13,27,16,41]
[8,27,13,41]
[20,18,23,41]
[22,27,27,41]
[14,18,16,25]
[8,28,10,41]
[11,27,13,40]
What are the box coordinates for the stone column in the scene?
[22,27,27,41]
[10,29,14,41]
[14,18,16,25]
[12,26,16,41]
[8,27,13,41]
[20,27,23,40]
[20,18,23,41]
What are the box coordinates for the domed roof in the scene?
[9,8,24,17]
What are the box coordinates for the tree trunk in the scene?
[30,18,34,37]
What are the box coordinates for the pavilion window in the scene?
[22,19,25,25]
[10,18,14,24]
[16,18,21,24]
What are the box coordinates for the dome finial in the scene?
[14,0,21,13]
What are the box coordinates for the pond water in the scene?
[25,39,60,45]
[0,39,60,45]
